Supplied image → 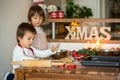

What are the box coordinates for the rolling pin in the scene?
[11,60,64,67]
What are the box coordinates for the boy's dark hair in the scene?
[16,22,36,43]
[28,5,45,22]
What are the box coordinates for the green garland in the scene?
[65,0,93,18]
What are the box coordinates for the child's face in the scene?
[18,31,36,48]
[31,13,43,27]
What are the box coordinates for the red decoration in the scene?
[49,11,64,19]
[57,63,76,70]
[66,63,76,70]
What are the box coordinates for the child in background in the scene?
[28,5,48,50]
[3,23,60,80]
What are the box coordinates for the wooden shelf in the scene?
[46,18,120,23]
[48,39,120,44]
[46,18,120,44]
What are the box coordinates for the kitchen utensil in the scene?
[11,60,64,67]
[81,56,120,67]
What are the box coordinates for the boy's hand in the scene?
[51,43,60,52]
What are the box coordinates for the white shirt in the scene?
[12,44,54,73]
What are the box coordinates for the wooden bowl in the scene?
[97,49,116,56]
[51,50,68,59]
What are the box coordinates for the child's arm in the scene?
[32,43,60,58]
[13,47,35,62]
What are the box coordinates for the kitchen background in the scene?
[0,0,120,79]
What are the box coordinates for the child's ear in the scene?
[17,36,22,41]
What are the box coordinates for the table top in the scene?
[15,65,120,76]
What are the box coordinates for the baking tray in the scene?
[81,56,120,67]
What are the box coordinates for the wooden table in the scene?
[15,65,120,80]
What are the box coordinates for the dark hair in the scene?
[16,22,36,43]
[28,5,45,22]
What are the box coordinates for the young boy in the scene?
[3,23,60,80]
[12,22,59,72]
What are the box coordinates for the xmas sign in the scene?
[65,26,111,40]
